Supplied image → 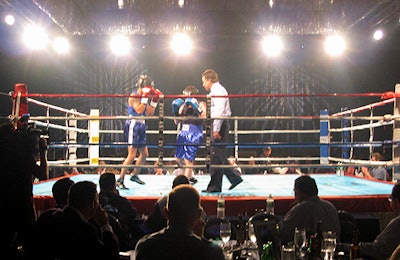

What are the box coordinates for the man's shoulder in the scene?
[136,230,224,259]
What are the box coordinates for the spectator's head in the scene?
[99,172,116,191]
[228,156,237,165]
[390,183,400,214]
[68,181,99,218]
[166,184,201,228]
[172,174,190,189]
[52,177,74,207]
[263,147,272,157]
[294,175,318,201]
[371,152,382,161]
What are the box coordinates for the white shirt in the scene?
[209,82,232,132]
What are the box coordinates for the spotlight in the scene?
[118,0,124,9]
[373,29,383,41]
[52,37,70,54]
[262,35,283,57]
[109,35,131,56]
[4,14,15,25]
[22,25,48,51]
[170,33,193,56]
[324,35,346,57]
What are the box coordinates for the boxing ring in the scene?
[4,83,400,217]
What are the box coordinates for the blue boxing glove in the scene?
[172,98,184,116]
[185,97,202,114]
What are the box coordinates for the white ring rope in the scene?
[23,95,395,172]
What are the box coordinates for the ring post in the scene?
[67,109,78,166]
[89,109,100,166]
[393,84,400,182]
[341,107,350,159]
[320,109,329,165]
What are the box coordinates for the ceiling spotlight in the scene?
[4,14,15,25]
[262,35,283,57]
[178,0,184,8]
[373,29,383,41]
[118,0,124,9]
[324,35,346,57]
[109,35,131,56]
[269,0,274,8]
[171,33,193,56]
[23,25,48,50]
[52,37,70,54]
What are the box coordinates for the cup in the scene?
[281,243,295,260]
[321,231,336,260]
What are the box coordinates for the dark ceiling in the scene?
[1,0,400,36]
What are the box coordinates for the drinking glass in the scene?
[220,221,231,247]
[281,243,296,260]
[321,231,336,260]
[248,222,257,246]
[294,227,307,258]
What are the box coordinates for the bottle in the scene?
[261,241,273,260]
[236,214,246,245]
[217,194,225,219]
[336,162,344,176]
[266,194,274,215]
[350,230,360,260]
[308,221,323,259]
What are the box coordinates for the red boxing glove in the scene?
[381,91,395,100]
[150,88,163,108]
[141,86,154,104]
[141,86,154,97]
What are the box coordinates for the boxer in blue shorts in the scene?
[172,85,206,184]
[117,74,163,189]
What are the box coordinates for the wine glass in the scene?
[294,227,307,258]
[321,231,337,260]
[220,221,231,248]
[248,222,257,247]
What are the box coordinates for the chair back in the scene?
[338,210,358,243]
[204,217,225,240]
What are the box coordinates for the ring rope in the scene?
[332,98,394,116]
[13,90,397,178]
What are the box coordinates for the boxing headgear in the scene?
[136,74,154,88]
[183,85,199,96]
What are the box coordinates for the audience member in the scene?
[134,184,224,260]
[259,146,273,174]
[344,166,355,176]
[51,177,75,208]
[279,175,341,244]
[246,155,260,174]
[352,183,400,259]
[145,175,206,234]
[300,156,315,174]
[26,181,119,260]
[280,159,302,175]
[361,152,388,181]
[0,120,48,259]
[99,172,144,251]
